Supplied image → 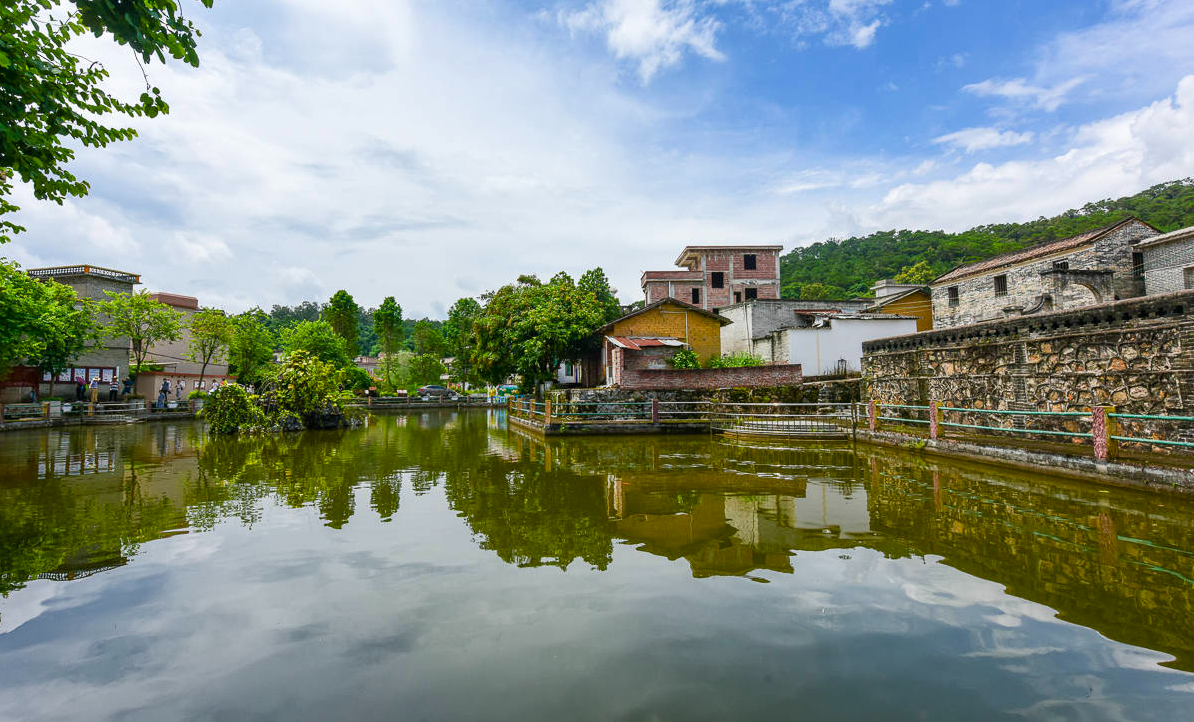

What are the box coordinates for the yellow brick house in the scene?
[595,298,732,385]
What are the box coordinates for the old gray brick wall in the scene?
[931,221,1157,329]
[1143,236,1194,295]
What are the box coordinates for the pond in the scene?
[2,410,1193,721]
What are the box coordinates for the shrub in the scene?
[337,365,373,391]
[201,383,260,435]
[707,351,766,368]
[273,350,341,424]
[669,348,700,369]
[187,389,208,400]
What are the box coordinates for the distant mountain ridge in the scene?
[779,179,1194,299]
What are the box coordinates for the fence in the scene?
[864,400,1194,460]
[709,402,855,438]
[348,394,493,410]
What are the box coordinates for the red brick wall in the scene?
[619,364,802,390]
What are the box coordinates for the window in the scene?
[1052,260,1069,271]
[1185,267,1194,290]
[994,275,1008,297]
[1133,252,1145,278]
[745,287,758,300]
[743,254,757,270]
[734,292,742,303]
[710,272,724,288]
[691,288,701,304]
[947,286,959,307]
[564,362,574,376]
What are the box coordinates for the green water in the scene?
[2,409,1194,721]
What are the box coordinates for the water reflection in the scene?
[2,410,1194,679]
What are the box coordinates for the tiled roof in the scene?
[932,218,1155,285]
[641,270,703,281]
[597,297,732,333]
[1134,224,1194,248]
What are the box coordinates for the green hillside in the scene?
[779,179,1194,299]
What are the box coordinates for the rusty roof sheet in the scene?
[607,336,684,350]
[932,218,1154,286]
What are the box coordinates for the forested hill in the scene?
[779,179,1194,299]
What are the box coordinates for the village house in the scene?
[641,244,783,311]
[597,298,731,386]
[1,265,139,402]
[134,293,234,399]
[863,280,933,332]
[1135,224,1194,295]
[719,298,915,376]
[930,217,1160,329]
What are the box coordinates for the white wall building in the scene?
[766,315,918,376]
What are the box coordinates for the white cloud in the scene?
[932,127,1034,153]
[559,0,725,83]
[962,77,1087,112]
[878,75,1194,230]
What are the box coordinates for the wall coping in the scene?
[864,289,1194,354]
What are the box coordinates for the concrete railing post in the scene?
[0,403,5,427]
[929,401,940,440]
[868,399,877,432]
[1093,406,1118,461]
[544,397,553,425]
[43,402,50,420]
[651,398,660,424]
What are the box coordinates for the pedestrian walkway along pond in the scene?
[2,409,1193,721]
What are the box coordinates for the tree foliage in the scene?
[279,319,350,367]
[1,0,214,242]
[227,309,274,387]
[201,383,260,435]
[323,290,360,358]
[374,296,404,355]
[187,307,230,385]
[0,260,97,380]
[780,179,1194,299]
[444,297,482,383]
[97,290,183,379]
[408,354,447,387]
[412,319,446,357]
[892,260,936,285]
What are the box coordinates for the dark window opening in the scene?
[745,287,758,300]
[710,272,724,288]
[1133,252,1145,278]
[1052,260,1069,271]
[994,275,1008,297]
[947,286,959,307]
[743,254,757,270]
[734,292,742,303]
[691,288,701,305]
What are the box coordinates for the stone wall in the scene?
[930,220,1156,329]
[862,290,1194,419]
[619,364,802,391]
[1142,235,1194,295]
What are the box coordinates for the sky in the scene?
[6,0,1194,318]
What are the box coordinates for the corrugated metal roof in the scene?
[606,336,684,350]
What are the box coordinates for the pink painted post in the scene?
[868,400,877,432]
[1092,406,1117,461]
[929,401,939,440]
[651,398,660,424]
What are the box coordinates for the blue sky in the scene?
[8,0,1194,316]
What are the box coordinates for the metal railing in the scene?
[710,402,855,437]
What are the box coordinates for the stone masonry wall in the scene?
[863,290,1194,420]
[931,220,1156,329]
[619,364,802,391]
[1143,235,1194,295]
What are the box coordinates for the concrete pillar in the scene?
[929,401,940,440]
[868,399,877,432]
[43,402,50,420]
[651,398,660,424]
[544,397,553,425]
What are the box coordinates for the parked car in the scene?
[417,385,459,400]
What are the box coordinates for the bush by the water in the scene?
[202,383,260,435]
[669,348,700,369]
[202,351,352,435]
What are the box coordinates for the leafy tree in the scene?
[893,260,936,285]
[798,282,848,301]
[323,290,360,358]
[412,319,447,357]
[356,306,378,357]
[578,267,624,324]
[409,354,447,387]
[0,260,97,387]
[374,297,404,354]
[267,301,322,331]
[201,383,261,435]
[271,350,341,426]
[97,290,184,381]
[279,320,351,367]
[444,297,482,383]
[1,0,214,242]
[187,308,230,386]
[227,309,275,387]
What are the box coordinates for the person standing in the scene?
[76,377,85,401]
[176,379,184,401]
[157,379,169,409]
[89,376,100,404]
[108,377,118,402]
